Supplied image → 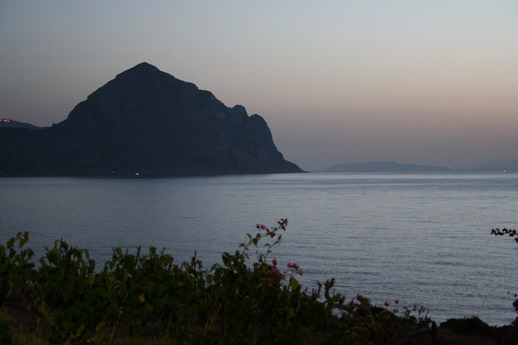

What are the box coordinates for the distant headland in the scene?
[322,161,452,172]
[322,160,518,172]
[0,118,43,130]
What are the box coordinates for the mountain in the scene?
[0,118,42,130]
[0,63,302,176]
[471,160,518,171]
[323,161,452,172]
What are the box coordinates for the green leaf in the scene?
[289,277,300,290]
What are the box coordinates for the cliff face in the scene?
[0,63,302,176]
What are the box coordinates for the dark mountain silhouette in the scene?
[0,63,302,176]
[323,161,452,172]
[0,118,42,130]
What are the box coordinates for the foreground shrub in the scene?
[492,227,518,345]
[440,316,496,337]
[0,232,34,306]
[0,220,432,344]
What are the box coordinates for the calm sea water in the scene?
[1,172,517,325]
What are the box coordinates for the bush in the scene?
[492,227,518,345]
[0,220,432,344]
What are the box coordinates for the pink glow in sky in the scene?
[1,1,517,170]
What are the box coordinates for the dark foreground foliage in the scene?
[0,221,511,344]
[492,227,518,345]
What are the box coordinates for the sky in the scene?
[1,1,517,171]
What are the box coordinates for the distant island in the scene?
[0,63,302,176]
[323,161,452,172]
[470,160,518,171]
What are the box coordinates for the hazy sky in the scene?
[1,1,517,170]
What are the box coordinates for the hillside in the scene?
[0,118,42,130]
[0,63,302,176]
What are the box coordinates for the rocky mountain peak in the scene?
[0,63,302,176]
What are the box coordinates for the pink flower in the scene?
[348,299,356,308]
[256,224,267,230]
[394,299,400,305]
[277,219,288,229]
[268,267,281,276]
[356,295,371,306]
[263,277,275,286]
[287,263,300,270]
[272,258,277,266]
[384,301,391,307]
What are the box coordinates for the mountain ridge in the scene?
[470,160,518,171]
[0,63,302,176]
[323,161,452,172]
[0,118,43,130]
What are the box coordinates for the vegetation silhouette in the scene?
[0,222,514,344]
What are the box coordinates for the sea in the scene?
[1,172,517,325]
